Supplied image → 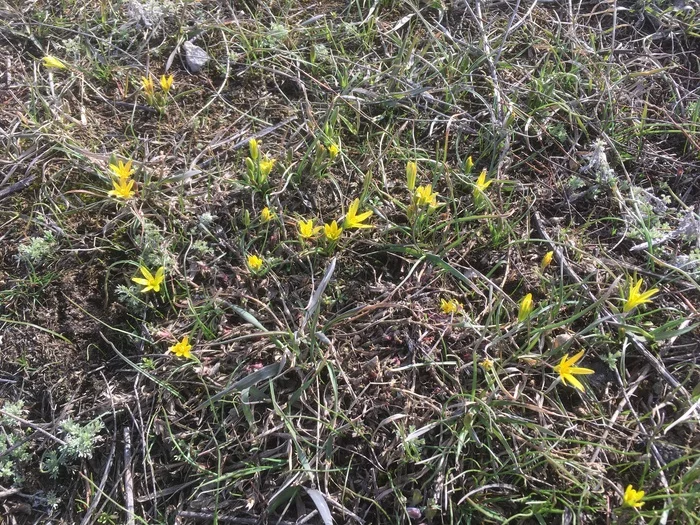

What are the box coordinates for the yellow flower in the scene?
[328,143,340,160]
[473,168,492,197]
[259,157,276,178]
[623,278,659,313]
[132,266,165,293]
[169,335,192,359]
[298,218,322,239]
[249,138,259,161]
[323,220,343,241]
[553,350,594,392]
[623,485,645,508]
[541,251,554,271]
[440,298,462,314]
[141,76,155,95]
[517,293,534,322]
[415,184,438,208]
[247,254,264,272]
[260,207,274,223]
[480,358,494,370]
[159,74,174,93]
[465,156,474,173]
[406,161,417,192]
[343,198,373,229]
[108,178,135,199]
[110,159,133,181]
[42,55,67,69]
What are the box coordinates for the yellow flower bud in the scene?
[541,251,554,271]
[328,143,340,160]
[159,74,174,93]
[260,207,274,223]
[259,157,276,178]
[247,254,264,272]
[249,138,259,161]
[42,56,67,69]
[406,161,417,192]
[465,156,474,174]
[517,293,534,322]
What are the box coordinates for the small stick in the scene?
[177,510,298,524]
[0,408,66,446]
[123,427,135,525]
[0,175,37,202]
[0,486,21,498]
[80,376,118,525]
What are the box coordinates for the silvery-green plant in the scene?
[580,138,617,186]
[17,231,57,266]
[126,0,173,29]
[115,284,144,312]
[0,401,32,483]
[59,418,104,460]
[40,418,104,479]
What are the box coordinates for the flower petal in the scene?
[566,349,586,367]
[555,353,569,372]
[353,210,373,222]
[564,373,585,391]
[566,349,586,368]
[568,366,595,375]
[639,289,659,301]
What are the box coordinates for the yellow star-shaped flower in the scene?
[344,199,373,229]
[159,74,174,93]
[169,335,192,359]
[141,76,155,95]
[260,207,274,223]
[323,220,343,241]
[440,298,462,314]
[553,350,594,392]
[328,143,340,160]
[132,266,165,293]
[473,168,492,195]
[259,157,276,178]
[108,178,135,200]
[247,254,264,272]
[623,278,659,313]
[480,358,494,370]
[298,218,322,239]
[623,485,645,508]
[109,159,134,181]
[415,184,438,208]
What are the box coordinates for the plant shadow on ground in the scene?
[1,0,700,524]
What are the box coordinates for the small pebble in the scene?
[183,41,209,73]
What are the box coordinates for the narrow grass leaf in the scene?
[305,488,334,525]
